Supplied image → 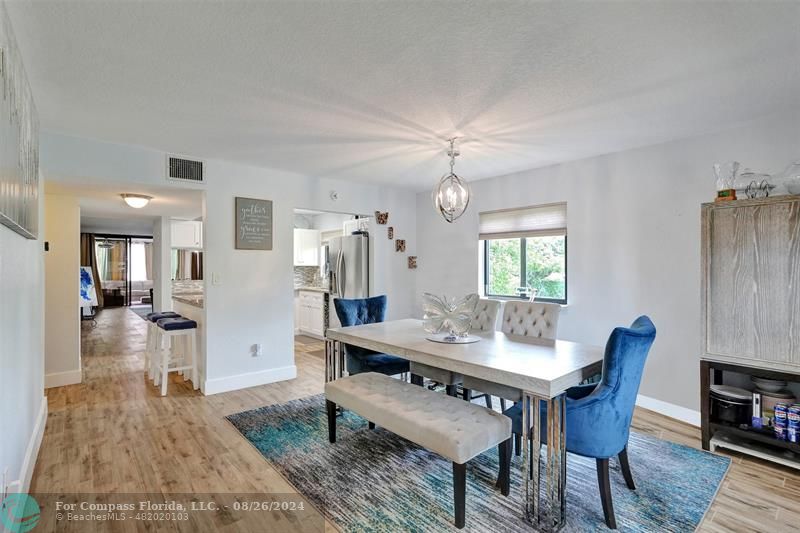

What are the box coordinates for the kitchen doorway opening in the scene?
[292,208,371,366]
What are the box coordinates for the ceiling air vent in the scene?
[166,155,204,183]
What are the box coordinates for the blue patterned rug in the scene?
[226,395,729,532]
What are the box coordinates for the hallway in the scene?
[32,307,325,496]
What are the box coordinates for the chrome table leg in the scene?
[324,339,343,382]
[523,391,566,531]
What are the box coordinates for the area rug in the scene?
[226,395,730,532]
[130,305,152,320]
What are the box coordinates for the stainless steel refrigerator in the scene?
[328,234,369,302]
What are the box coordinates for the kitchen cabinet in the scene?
[296,290,325,338]
[171,220,203,249]
[294,229,321,266]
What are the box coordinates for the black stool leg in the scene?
[446,384,457,397]
[619,446,635,490]
[500,398,507,411]
[410,373,424,386]
[462,388,471,402]
[484,394,493,409]
[597,458,617,529]
[514,434,522,456]
[453,462,466,529]
[326,400,337,443]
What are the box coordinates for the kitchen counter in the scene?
[295,286,329,293]
[172,294,204,308]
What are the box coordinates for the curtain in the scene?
[144,242,153,281]
[190,252,203,280]
[109,243,124,281]
[479,202,567,240]
[176,251,186,280]
[80,233,104,307]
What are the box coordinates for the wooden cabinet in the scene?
[294,229,321,266]
[171,220,203,249]
[296,290,325,338]
[701,196,800,372]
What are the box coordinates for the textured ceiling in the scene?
[8,1,800,191]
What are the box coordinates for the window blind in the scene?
[479,202,567,239]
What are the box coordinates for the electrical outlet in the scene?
[252,343,262,357]
[211,272,221,285]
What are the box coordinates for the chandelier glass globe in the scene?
[432,138,470,223]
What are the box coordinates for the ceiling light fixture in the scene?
[121,193,152,209]
[432,138,470,223]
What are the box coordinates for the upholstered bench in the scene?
[324,372,512,529]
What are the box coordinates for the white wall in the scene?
[40,132,417,395]
[312,212,354,232]
[0,179,46,493]
[416,110,800,415]
[44,193,82,388]
[151,216,172,312]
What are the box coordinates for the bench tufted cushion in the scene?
[156,317,198,331]
[501,301,560,337]
[146,311,181,323]
[325,372,511,464]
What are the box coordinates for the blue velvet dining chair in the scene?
[333,295,410,377]
[503,315,656,529]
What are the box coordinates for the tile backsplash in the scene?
[294,266,325,288]
[172,279,204,295]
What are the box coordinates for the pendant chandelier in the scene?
[432,138,470,223]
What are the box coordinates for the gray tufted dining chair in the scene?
[462,301,561,449]
[409,299,501,397]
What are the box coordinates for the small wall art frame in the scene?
[395,239,406,252]
[235,197,273,250]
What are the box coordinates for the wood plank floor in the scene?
[32,307,799,532]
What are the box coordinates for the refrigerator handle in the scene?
[336,250,345,297]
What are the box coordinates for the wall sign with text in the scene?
[235,197,273,250]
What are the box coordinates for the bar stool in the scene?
[144,311,181,378]
[153,317,199,396]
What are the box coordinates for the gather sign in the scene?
[235,197,273,250]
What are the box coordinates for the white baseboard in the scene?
[13,398,47,493]
[44,369,82,388]
[636,394,700,427]
[203,365,297,396]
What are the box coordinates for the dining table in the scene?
[324,318,605,532]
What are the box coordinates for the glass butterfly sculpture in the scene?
[422,293,479,341]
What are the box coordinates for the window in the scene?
[480,203,567,304]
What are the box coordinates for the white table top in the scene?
[326,319,605,398]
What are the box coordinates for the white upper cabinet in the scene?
[171,220,203,249]
[294,229,321,266]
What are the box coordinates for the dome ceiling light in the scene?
[121,193,153,209]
